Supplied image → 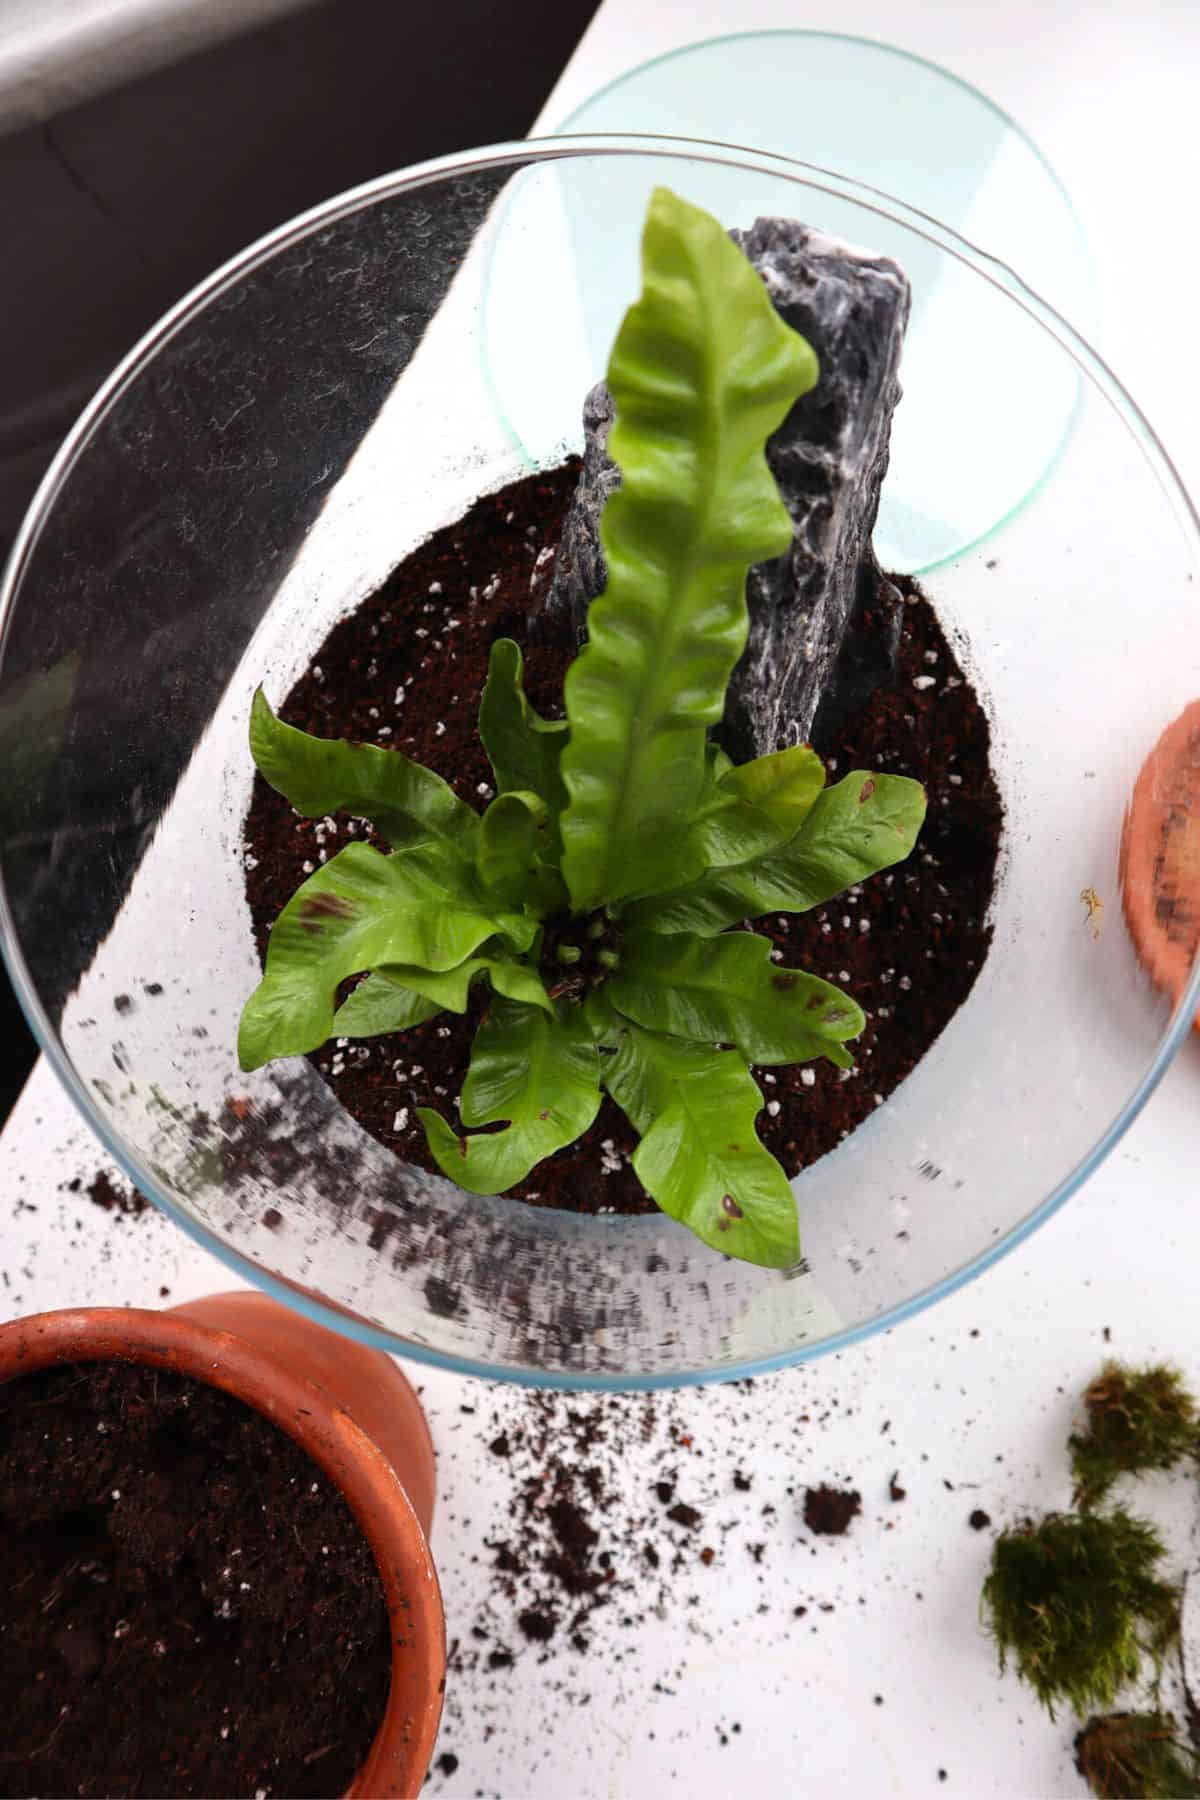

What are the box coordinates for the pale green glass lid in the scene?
[485,32,1094,572]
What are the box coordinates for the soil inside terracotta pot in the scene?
[0,1361,391,1799]
[243,461,1002,1215]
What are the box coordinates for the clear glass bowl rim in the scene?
[2,132,1198,1390]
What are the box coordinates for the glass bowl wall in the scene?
[1,138,1197,1388]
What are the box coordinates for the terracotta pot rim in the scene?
[0,1305,444,1799]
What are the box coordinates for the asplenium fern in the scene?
[238,186,927,1268]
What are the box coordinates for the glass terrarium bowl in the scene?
[2,137,1198,1389]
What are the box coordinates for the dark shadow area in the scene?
[0,0,599,1116]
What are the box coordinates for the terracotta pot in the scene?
[0,1292,444,1799]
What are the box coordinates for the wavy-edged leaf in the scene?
[482,792,550,896]
[626,771,926,936]
[610,929,861,1067]
[612,741,818,907]
[704,742,734,789]
[418,999,601,1194]
[335,956,552,1037]
[238,842,536,1069]
[250,687,478,853]
[478,639,568,814]
[602,1021,798,1268]
[333,980,443,1038]
[583,985,624,1047]
[686,744,825,874]
[559,187,819,912]
[475,789,558,909]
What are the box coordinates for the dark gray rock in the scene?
[534,219,911,758]
[532,381,617,650]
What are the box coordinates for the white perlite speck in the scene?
[801,1068,816,1087]
[392,1108,409,1133]
[912,675,936,691]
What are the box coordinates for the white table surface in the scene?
[5,2,1200,1796]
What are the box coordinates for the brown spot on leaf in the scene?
[721,1194,744,1219]
[300,891,355,928]
[538,1109,550,1121]
[859,778,876,803]
[771,972,798,991]
[457,1136,469,1159]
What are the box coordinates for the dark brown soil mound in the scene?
[0,1361,391,1798]
[243,462,1002,1214]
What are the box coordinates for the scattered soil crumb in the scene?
[65,1169,150,1220]
[804,1485,863,1537]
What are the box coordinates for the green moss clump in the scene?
[1070,1361,1199,1509]
[981,1510,1180,1719]
[1074,1712,1200,1799]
